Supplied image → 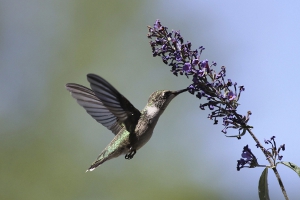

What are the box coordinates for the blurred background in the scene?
[1,1,300,199]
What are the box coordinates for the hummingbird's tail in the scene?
[86,151,108,172]
[85,146,124,172]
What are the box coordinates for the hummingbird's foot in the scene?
[125,148,136,160]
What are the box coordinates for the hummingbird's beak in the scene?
[173,88,189,96]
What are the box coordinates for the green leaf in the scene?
[278,161,300,177]
[258,168,270,200]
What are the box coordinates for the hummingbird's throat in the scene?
[146,106,160,117]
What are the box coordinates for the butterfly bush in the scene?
[147,20,296,200]
[148,20,249,138]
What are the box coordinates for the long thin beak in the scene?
[173,88,189,95]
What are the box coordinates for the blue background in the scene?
[1,1,299,199]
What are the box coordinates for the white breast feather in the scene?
[146,106,159,117]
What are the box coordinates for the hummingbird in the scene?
[66,74,187,172]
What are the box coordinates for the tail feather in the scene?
[86,151,108,172]
[86,159,107,172]
[85,134,129,172]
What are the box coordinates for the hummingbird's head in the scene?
[148,88,188,110]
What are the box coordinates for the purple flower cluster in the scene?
[237,145,259,171]
[237,136,285,171]
[260,136,285,161]
[148,20,248,137]
[148,20,290,178]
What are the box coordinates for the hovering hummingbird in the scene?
[66,74,187,172]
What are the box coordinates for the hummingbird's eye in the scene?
[163,91,171,98]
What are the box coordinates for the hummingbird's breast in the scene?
[133,106,161,150]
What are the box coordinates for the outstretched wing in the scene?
[66,83,123,135]
[87,74,141,133]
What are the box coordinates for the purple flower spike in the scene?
[148,20,246,135]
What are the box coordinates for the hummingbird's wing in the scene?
[87,74,141,133]
[66,83,124,135]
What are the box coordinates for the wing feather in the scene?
[87,74,141,133]
[66,83,123,135]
